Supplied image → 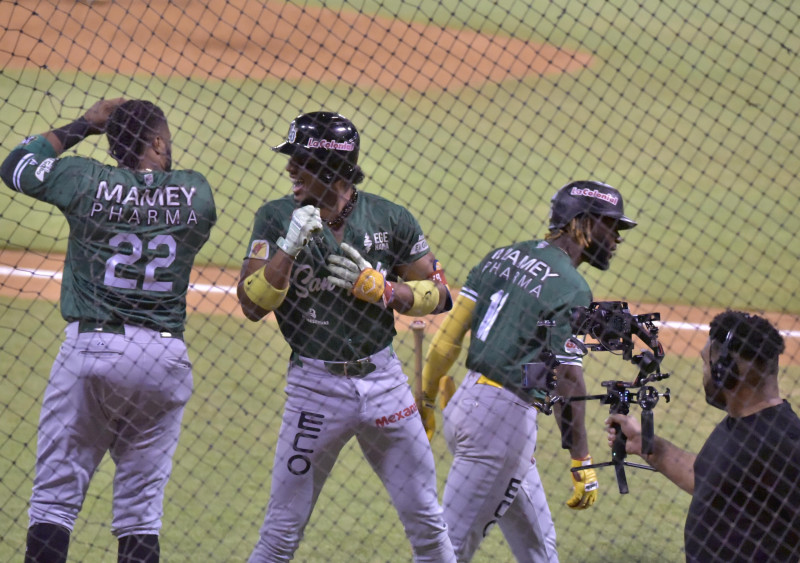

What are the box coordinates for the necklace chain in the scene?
[326,189,358,229]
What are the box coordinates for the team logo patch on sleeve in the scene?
[249,240,270,259]
[34,158,56,182]
[410,234,429,255]
[564,338,585,356]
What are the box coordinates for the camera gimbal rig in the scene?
[565,302,672,494]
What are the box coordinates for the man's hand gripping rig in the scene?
[566,301,672,494]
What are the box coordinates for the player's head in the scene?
[273,111,365,186]
[546,180,636,270]
[107,100,171,171]
[702,310,785,409]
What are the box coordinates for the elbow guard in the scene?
[405,279,440,317]
[242,266,288,310]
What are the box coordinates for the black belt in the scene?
[323,360,377,377]
[78,320,183,340]
[291,352,377,378]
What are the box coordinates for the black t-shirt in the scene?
[685,401,800,562]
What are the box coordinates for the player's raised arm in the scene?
[237,205,323,321]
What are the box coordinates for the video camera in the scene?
[569,301,665,385]
[565,301,671,494]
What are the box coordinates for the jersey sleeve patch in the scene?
[248,239,270,259]
[410,234,429,255]
[35,158,56,182]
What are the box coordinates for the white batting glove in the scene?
[327,242,386,303]
[277,205,322,257]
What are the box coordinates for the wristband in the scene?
[405,279,440,316]
[243,266,289,310]
[51,117,92,151]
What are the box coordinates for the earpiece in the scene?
[711,330,739,388]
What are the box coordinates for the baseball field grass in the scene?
[2,0,799,561]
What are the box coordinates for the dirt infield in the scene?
[3,249,799,364]
[2,1,799,363]
[1,0,591,90]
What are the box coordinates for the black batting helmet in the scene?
[273,111,364,184]
[548,180,636,231]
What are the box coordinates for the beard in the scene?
[584,240,613,270]
[703,378,728,411]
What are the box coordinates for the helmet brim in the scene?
[272,141,297,155]
[615,215,637,230]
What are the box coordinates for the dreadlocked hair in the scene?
[106,100,166,169]
[710,310,785,370]
[545,215,594,248]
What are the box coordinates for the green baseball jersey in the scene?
[461,240,591,389]
[1,135,217,332]
[246,192,430,361]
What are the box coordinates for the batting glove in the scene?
[566,455,599,509]
[277,205,323,258]
[420,400,436,442]
[327,242,386,303]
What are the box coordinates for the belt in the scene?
[77,320,183,340]
[323,360,377,377]
[476,374,539,406]
[291,352,378,378]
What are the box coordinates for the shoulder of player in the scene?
[257,195,294,213]
[358,191,415,217]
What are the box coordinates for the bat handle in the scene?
[410,320,426,410]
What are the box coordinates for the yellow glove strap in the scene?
[405,279,440,317]
[243,267,289,310]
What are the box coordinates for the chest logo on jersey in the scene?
[292,264,337,298]
[363,231,389,252]
[303,307,329,326]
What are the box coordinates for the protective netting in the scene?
[1,1,799,561]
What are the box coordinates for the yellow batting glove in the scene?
[352,268,385,303]
[327,242,386,303]
[566,456,599,509]
[439,375,456,410]
[420,400,436,441]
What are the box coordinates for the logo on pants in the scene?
[287,411,324,475]
[482,477,522,537]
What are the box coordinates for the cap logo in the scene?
[287,122,297,143]
[570,186,618,205]
[305,137,355,152]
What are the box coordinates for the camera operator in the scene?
[421,180,636,561]
[606,310,800,562]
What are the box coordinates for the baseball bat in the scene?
[410,320,426,411]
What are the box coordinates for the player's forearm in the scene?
[386,280,448,316]
[237,256,293,320]
[555,366,590,456]
[554,400,590,458]
[643,436,696,494]
[43,115,105,156]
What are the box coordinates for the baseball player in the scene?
[420,181,637,561]
[237,111,456,562]
[0,99,217,563]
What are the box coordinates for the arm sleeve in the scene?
[421,292,476,400]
